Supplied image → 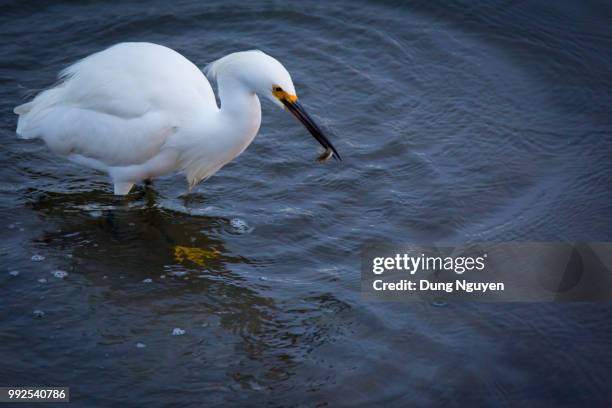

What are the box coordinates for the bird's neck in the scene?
[177,76,262,189]
[217,77,262,154]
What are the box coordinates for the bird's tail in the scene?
[14,87,64,139]
[14,102,36,139]
[14,102,33,115]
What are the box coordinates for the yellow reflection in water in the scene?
[174,245,221,266]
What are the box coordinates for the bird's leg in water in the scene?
[144,186,157,208]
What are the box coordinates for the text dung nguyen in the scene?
[373,279,505,293]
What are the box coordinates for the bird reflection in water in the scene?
[23,187,349,390]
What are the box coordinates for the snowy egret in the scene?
[14,42,340,195]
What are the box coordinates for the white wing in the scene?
[15,42,217,167]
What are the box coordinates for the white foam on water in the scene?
[171,271,188,278]
[230,218,252,234]
[8,270,19,277]
[31,254,45,262]
[247,380,263,391]
[38,278,47,283]
[279,207,314,216]
[51,270,68,279]
[172,328,186,336]
[142,278,153,283]
[136,342,147,348]
[32,310,45,318]
[431,299,448,307]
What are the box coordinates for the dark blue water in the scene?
[1,1,612,406]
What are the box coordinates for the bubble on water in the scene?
[160,274,166,279]
[32,310,45,318]
[142,278,152,283]
[229,218,251,234]
[431,299,448,307]
[38,278,47,283]
[31,254,45,262]
[89,210,103,218]
[247,380,263,391]
[172,328,186,336]
[136,342,147,348]
[279,207,314,216]
[171,271,188,278]
[51,270,68,279]
[8,270,19,277]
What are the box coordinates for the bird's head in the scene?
[205,50,341,161]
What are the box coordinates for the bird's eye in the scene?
[274,86,282,92]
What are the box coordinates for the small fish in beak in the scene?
[277,93,341,162]
[317,147,335,163]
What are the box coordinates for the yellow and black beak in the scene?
[278,94,341,161]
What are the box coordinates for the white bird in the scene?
[14,42,340,195]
